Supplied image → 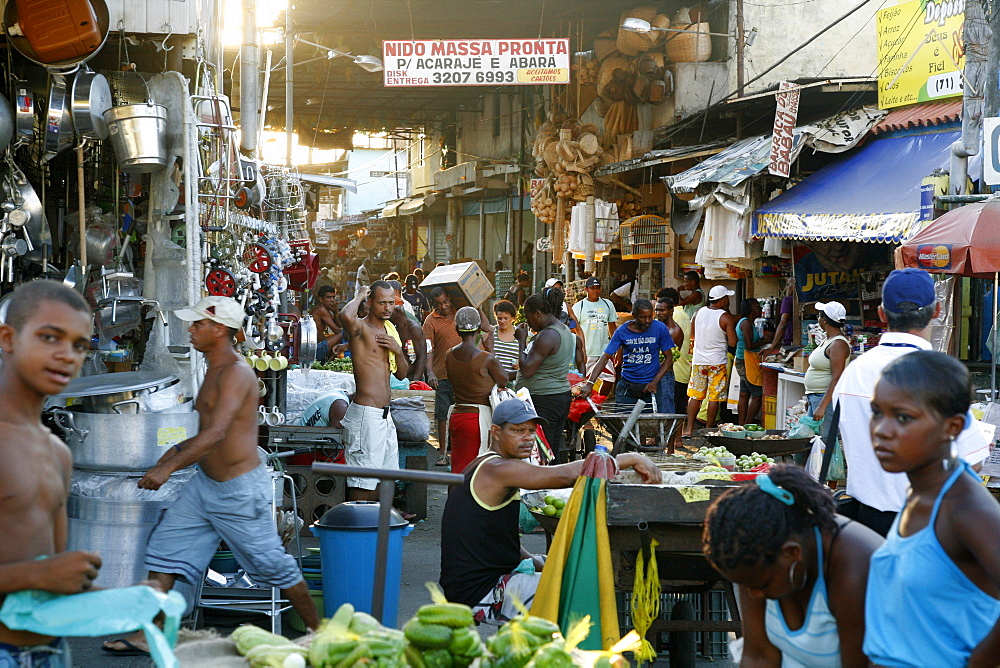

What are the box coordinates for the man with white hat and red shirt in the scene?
[684,285,738,436]
[104,297,318,655]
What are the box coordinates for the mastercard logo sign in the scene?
[916,244,952,270]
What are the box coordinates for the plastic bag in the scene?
[805,436,824,480]
[0,584,185,668]
[390,397,430,441]
[827,439,846,481]
[789,415,823,439]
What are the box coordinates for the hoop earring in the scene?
[943,435,957,471]
[787,561,804,591]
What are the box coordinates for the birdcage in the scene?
[619,214,671,259]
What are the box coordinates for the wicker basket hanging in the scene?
[616,6,658,56]
[665,22,712,63]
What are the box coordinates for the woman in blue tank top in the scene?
[703,465,883,667]
[865,351,1000,667]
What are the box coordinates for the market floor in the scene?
[67,446,730,666]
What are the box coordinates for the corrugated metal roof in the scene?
[871,100,963,134]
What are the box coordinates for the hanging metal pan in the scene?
[71,67,112,139]
[43,75,74,161]
[3,0,110,74]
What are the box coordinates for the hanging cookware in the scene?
[46,371,181,413]
[298,315,318,367]
[103,102,167,173]
[71,67,112,139]
[4,0,110,73]
[12,82,33,146]
[5,162,51,264]
[43,74,74,161]
[0,92,14,150]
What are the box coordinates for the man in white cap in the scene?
[684,285,737,435]
[105,297,318,654]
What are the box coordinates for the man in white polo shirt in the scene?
[832,268,990,536]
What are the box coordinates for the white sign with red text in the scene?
[769,81,801,177]
[383,39,570,87]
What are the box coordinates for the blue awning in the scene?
[752,129,961,243]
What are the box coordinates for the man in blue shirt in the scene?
[580,299,674,412]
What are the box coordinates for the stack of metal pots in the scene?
[48,371,199,588]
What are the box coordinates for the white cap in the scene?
[708,285,735,301]
[544,277,563,288]
[816,301,847,324]
[174,296,245,330]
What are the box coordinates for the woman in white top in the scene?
[803,301,850,423]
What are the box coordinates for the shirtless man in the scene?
[0,281,98,666]
[312,285,342,362]
[339,281,410,501]
[104,297,318,655]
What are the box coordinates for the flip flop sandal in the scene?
[101,639,150,656]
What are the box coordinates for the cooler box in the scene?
[419,262,494,308]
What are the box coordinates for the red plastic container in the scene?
[13,0,101,64]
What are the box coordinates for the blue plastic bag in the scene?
[0,585,185,668]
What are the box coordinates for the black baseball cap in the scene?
[585,277,601,287]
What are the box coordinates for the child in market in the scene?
[0,280,99,666]
[864,350,1000,666]
[702,465,882,667]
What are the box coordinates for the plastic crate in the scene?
[618,589,734,660]
[763,395,777,430]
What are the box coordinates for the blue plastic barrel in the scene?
[310,501,414,625]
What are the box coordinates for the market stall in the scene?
[897,199,1000,396]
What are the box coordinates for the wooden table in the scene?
[605,482,743,661]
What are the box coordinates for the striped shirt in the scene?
[764,527,840,667]
[493,326,519,374]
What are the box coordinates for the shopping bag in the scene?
[805,436,825,480]
[789,414,822,439]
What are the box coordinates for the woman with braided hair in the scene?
[702,465,882,667]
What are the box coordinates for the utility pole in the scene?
[986,0,1000,124]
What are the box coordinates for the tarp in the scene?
[753,130,961,243]
[663,107,885,194]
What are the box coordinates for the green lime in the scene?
[555,507,563,517]
[553,498,565,509]
[544,495,557,505]
[543,505,557,516]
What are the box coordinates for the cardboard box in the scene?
[793,355,809,373]
[419,262,494,308]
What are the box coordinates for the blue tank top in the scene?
[864,461,1000,667]
[735,317,758,360]
[764,526,841,667]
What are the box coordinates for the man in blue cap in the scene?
[439,398,661,625]
[832,268,989,536]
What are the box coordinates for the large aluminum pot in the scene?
[47,371,181,413]
[52,407,198,471]
[67,469,194,589]
[103,103,168,173]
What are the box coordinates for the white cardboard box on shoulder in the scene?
[418,262,494,308]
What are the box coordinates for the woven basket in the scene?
[648,14,671,45]
[594,29,617,62]
[665,22,712,63]
[616,6,657,56]
[597,55,631,100]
